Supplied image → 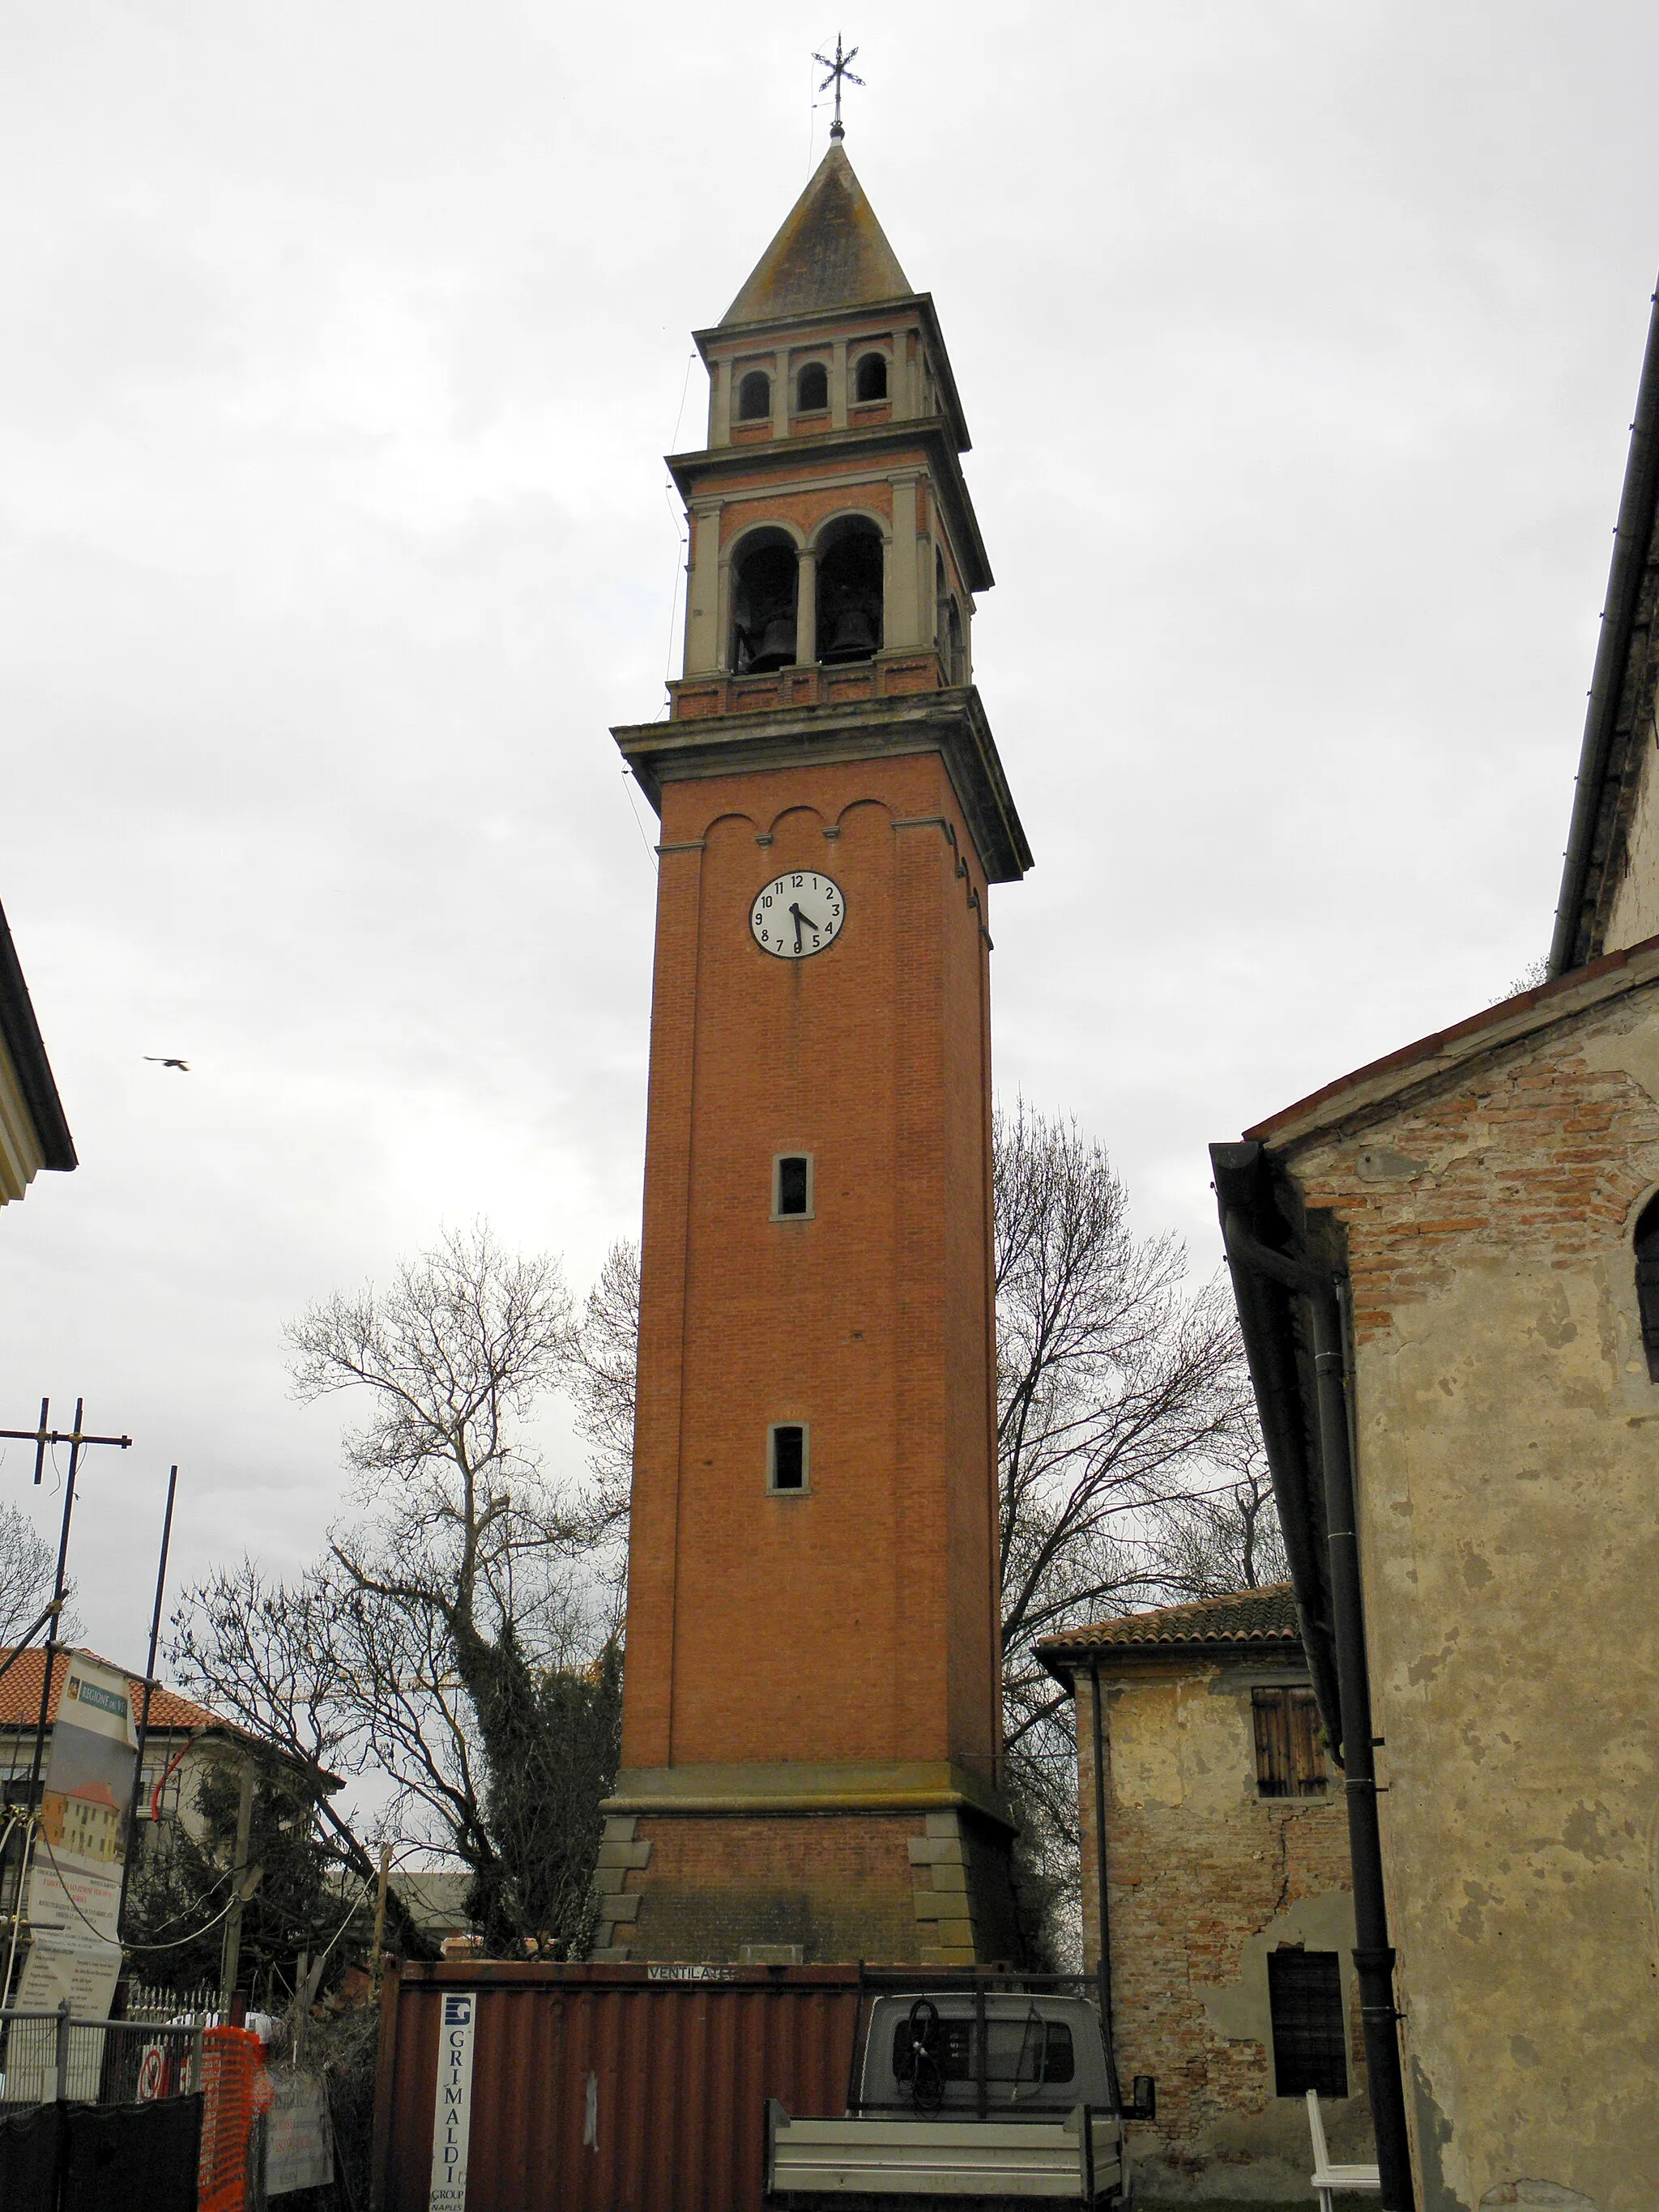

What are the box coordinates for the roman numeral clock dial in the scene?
[750,871,846,959]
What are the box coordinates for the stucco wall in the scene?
[0,1034,45,1204]
[1278,982,1659,2209]
[1081,1660,1372,2201]
[1604,718,1659,957]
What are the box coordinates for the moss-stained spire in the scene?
[719,144,911,329]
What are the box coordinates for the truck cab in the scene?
[766,1986,1150,2208]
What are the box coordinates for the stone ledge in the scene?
[906,1838,968,1866]
[605,1759,1013,1831]
[596,1839,653,1871]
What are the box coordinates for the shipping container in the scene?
[370,1959,864,2212]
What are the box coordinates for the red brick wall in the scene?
[629,1813,923,1966]
[1077,1664,1374,2191]
[621,748,1000,1786]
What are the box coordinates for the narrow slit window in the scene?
[1636,1192,1659,1381]
[774,1154,812,1217]
[1268,1950,1348,2099]
[1252,1687,1327,1797]
[769,1424,808,1492]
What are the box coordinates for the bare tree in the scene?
[992,1103,1263,1944]
[1145,1436,1287,1599]
[175,1224,621,1958]
[0,1501,79,1647]
[565,1237,639,1570]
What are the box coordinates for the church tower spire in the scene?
[596,139,1030,1968]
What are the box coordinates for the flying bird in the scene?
[144,1056,190,1072]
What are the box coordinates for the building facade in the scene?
[1212,288,1659,2207]
[0,1646,305,1926]
[0,895,74,1209]
[593,142,1031,1967]
[1041,1588,1375,2201]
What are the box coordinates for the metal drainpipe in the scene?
[1221,1215,1415,2211]
[1088,1661,1123,2114]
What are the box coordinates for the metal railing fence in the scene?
[0,2004,201,2105]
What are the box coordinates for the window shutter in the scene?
[1288,1691,1327,1795]
[1252,1688,1291,1796]
[1268,1948,1349,2098]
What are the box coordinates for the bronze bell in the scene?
[823,603,878,660]
[737,544,799,672]
[750,611,798,669]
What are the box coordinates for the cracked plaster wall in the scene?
[1281,984,1659,2209]
[1082,1658,1373,2200]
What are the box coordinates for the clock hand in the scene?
[789,901,821,948]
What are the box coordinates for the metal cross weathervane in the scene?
[814,34,864,141]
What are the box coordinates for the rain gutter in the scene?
[1209,1141,1414,2210]
[1550,277,1659,978]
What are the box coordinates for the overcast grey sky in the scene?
[2,2,1655,1665]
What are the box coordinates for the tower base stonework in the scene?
[591,1777,1019,1967]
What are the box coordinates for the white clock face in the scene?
[750,870,846,959]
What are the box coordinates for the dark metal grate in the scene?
[1268,1948,1348,2099]
[1636,1192,1659,1379]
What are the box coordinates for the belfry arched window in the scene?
[946,599,965,684]
[736,369,771,422]
[816,518,883,664]
[796,363,829,413]
[731,531,799,673]
[1636,1193,1659,1381]
[934,547,965,682]
[854,352,887,403]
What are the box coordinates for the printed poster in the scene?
[267,2069,335,2194]
[15,1652,139,2027]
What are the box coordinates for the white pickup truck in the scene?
[765,1988,1154,2208]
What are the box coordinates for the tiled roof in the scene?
[0,1647,232,1736]
[1036,1583,1303,1669]
[1243,930,1659,1147]
[720,144,912,328]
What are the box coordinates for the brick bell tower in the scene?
[593,137,1032,1967]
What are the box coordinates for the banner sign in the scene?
[429,1991,476,2210]
[15,1652,139,2027]
[267,2069,335,2194]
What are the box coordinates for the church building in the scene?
[591,136,1031,1967]
[1212,283,1659,2202]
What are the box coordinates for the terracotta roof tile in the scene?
[1035,1583,1303,1665]
[1243,931,1659,1144]
[0,1647,232,1737]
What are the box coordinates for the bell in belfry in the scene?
[817,523,884,664]
[733,540,799,673]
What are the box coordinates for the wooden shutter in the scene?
[1252,1688,1291,1796]
[1287,1690,1328,1795]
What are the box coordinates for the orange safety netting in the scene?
[198,2024,273,2212]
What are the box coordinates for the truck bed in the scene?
[766,2100,1124,2203]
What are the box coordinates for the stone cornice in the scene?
[603,1758,1014,1834]
[612,686,1032,884]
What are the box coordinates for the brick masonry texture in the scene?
[1258,982,1659,2198]
[612,742,1014,1963]
[623,750,1002,1788]
[591,1806,1021,1967]
[1077,1663,1377,2197]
